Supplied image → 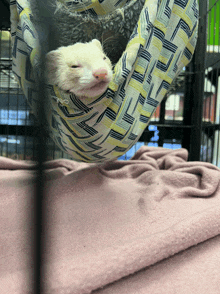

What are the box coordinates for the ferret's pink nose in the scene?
[93,68,108,80]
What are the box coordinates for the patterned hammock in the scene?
[10,0,199,162]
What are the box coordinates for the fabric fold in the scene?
[0,147,220,294]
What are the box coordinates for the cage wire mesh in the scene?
[139,0,220,166]
[0,28,73,160]
[0,0,220,164]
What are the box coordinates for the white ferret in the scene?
[45,39,113,98]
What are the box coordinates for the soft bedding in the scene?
[0,146,220,293]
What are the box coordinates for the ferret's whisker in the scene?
[102,36,115,48]
[101,32,104,47]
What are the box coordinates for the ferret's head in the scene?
[45,39,113,98]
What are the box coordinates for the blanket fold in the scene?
[0,147,220,294]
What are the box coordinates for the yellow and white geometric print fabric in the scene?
[10,0,199,162]
[58,0,136,15]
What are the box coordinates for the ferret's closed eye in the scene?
[71,65,79,68]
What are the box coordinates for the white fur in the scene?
[45,39,113,97]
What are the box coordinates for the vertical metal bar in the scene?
[6,29,10,158]
[32,1,50,293]
[32,0,59,292]
[204,0,210,163]
[33,63,48,294]
[182,64,193,153]
[158,96,166,147]
[33,80,45,292]
[0,29,2,157]
[34,81,48,294]
[188,0,208,161]
[15,55,19,159]
[215,72,220,167]
[213,0,220,166]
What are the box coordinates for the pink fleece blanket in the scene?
[1,147,220,294]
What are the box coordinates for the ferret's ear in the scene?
[45,50,61,84]
[91,39,103,50]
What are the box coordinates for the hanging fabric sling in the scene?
[10,0,199,162]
